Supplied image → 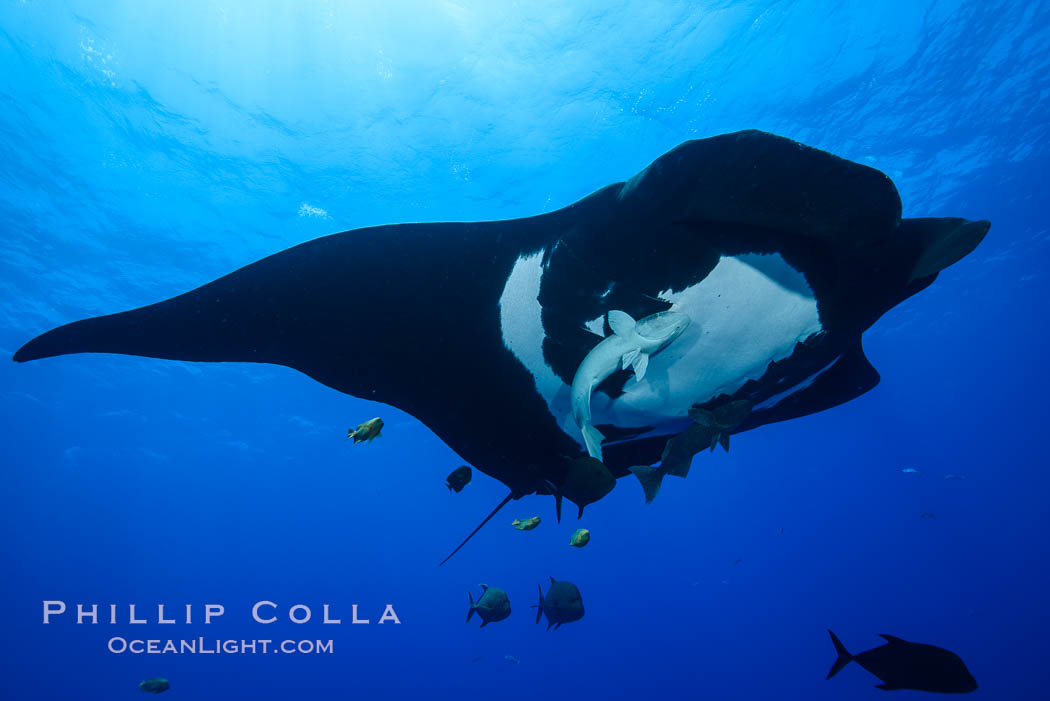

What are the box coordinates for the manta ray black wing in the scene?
[11,217,588,496]
[13,130,990,535]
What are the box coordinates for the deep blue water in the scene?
[2,1,1048,699]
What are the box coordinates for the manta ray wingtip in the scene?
[13,311,143,364]
[13,334,53,363]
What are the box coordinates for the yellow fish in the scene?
[347,417,384,444]
[512,516,541,531]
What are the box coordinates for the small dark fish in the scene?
[446,465,472,492]
[139,678,170,694]
[471,656,483,663]
[920,512,936,519]
[557,457,615,519]
[346,416,383,444]
[827,630,977,693]
[631,399,753,502]
[533,576,584,630]
[689,398,753,453]
[467,584,511,627]
[732,557,743,566]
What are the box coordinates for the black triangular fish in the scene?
[826,630,977,693]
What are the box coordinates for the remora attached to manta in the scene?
[13,131,989,560]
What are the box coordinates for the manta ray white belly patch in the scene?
[498,251,566,399]
[498,251,823,443]
[592,253,822,427]
[498,250,585,437]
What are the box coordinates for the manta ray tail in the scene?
[439,492,514,567]
[581,423,605,461]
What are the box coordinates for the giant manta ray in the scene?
[14,131,989,560]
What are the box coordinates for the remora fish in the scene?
[571,310,690,461]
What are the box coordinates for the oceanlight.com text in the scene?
[107,637,334,655]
